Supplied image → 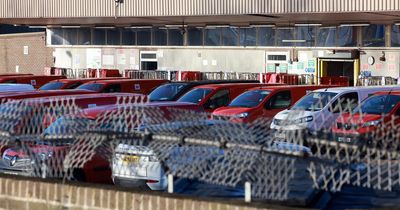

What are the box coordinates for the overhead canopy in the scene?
[0,0,399,26]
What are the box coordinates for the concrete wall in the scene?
[0,176,272,210]
[0,32,53,75]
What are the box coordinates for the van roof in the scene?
[314,85,400,93]
[248,85,334,91]
[23,92,143,103]
[53,78,126,83]
[86,79,168,84]
[194,83,262,89]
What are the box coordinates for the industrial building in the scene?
[0,0,400,85]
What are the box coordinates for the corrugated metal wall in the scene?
[0,0,399,18]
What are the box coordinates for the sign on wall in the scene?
[86,49,101,69]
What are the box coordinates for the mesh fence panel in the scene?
[0,93,399,204]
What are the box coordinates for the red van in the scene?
[77,79,169,94]
[332,91,400,145]
[39,78,130,90]
[0,75,66,89]
[0,90,95,102]
[212,85,335,123]
[0,93,143,183]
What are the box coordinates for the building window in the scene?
[168,28,184,46]
[64,29,78,45]
[257,27,275,46]
[137,28,152,45]
[221,27,239,46]
[106,28,121,45]
[121,28,136,45]
[51,28,64,45]
[205,27,221,46]
[296,26,316,47]
[338,26,357,47]
[153,28,167,46]
[187,27,203,46]
[317,27,336,47]
[276,28,295,46]
[78,28,91,45]
[239,27,256,46]
[93,29,106,45]
[391,25,400,47]
[363,24,385,47]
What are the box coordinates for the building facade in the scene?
[0,0,400,85]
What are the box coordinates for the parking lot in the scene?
[0,72,397,209]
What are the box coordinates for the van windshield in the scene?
[178,88,213,104]
[149,83,189,102]
[39,82,65,90]
[291,92,337,111]
[229,90,271,108]
[354,94,400,115]
[77,83,103,92]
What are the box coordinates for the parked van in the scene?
[270,86,400,137]
[332,91,400,144]
[0,90,94,102]
[77,79,169,94]
[0,75,66,89]
[149,80,260,102]
[170,83,266,112]
[213,85,335,123]
[39,78,130,90]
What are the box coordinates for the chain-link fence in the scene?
[0,93,399,207]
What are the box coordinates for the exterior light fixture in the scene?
[294,23,322,27]
[249,24,275,28]
[282,40,306,43]
[339,23,370,27]
[94,26,116,29]
[28,26,47,29]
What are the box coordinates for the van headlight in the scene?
[362,120,381,128]
[234,112,249,119]
[295,116,314,124]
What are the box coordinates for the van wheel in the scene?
[72,169,86,182]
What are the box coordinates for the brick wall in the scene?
[0,176,277,210]
[0,32,53,75]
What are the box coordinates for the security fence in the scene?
[0,95,399,207]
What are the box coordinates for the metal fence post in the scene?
[168,174,174,193]
[245,181,251,202]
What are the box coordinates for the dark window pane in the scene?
[276,28,295,46]
[257,27,275,46]
[363,24,385,47]
[51,28,63,45]
[221,27,238,46]
[338,26,357,47]
[121,28,136,45]
[391,25,400,47]
[78,28,91,45]
[64,29,78,45]
[187,27,203,46]
[205,28,221,46]
[107,29,120,45]
[168,29,184,46]
[153,28,167,45]
[93,29,106,45]
[317,27,336,47]
[239,27,256,46]
[137,28,152,45]
[296,26,316,47]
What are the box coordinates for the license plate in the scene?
[122,155,139,164]
[337,137,352,143]
[274,132,286,139]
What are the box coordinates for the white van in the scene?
[270,86,400,135]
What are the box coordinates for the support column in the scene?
[354,59,360,86]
